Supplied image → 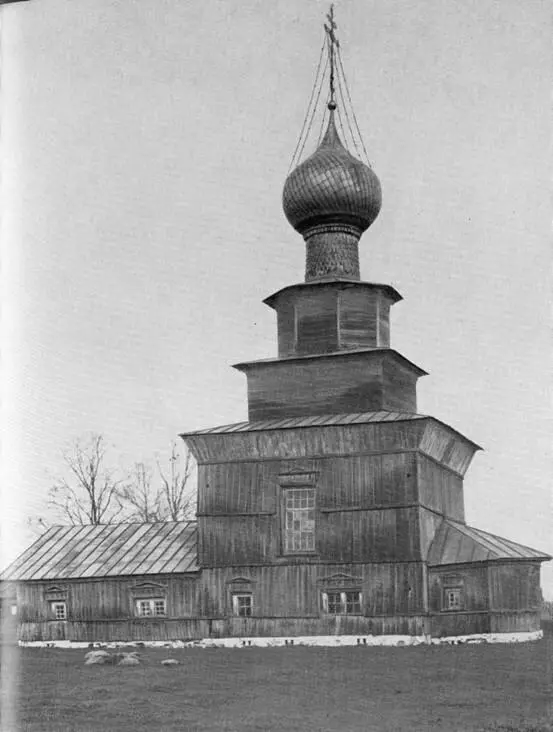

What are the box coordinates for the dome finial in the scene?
[324,4,340,110]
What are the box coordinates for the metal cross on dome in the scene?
[324,4,340,108]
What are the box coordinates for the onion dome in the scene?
[283,109,382,238]
[282,108,382,282]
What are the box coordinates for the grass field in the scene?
[4,634,553,732]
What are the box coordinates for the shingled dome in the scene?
[282,110,382,238]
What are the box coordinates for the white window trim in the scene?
[135,597,167,618]
[51,601,67,620]
[232,593,253,618]
[282,487,316,555]
[443,586,463,612]
[321,590,363,615]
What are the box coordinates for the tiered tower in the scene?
[182,9,548,640]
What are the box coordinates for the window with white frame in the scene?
[232,593,252,617]
[322,590,362,615]
[443,587,462,611]
[51,601,67,620]
[283,488,315,553]
[135,598,166,617]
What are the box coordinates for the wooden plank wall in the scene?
[199,453,417,514]
[16,574,200,623]
[419,422,476,476]
[428,566,489,614]
[338,288,379,349]
[198,452,423,566]
[17,615,429,643]
[419,508,444,560]
[199,563,426,618]
[488,562,542,612]
[244,355,386,421]
[186,421,426,464]
[295,288,339,355]
[417,455,465,520]
[382,358,418,413]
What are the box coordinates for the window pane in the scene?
[283,489,316,553]
[53,602,66,620]
[233,594,252,617]
[327,592,341,614]
[154,600,166,616]
[138,600,152,617]
[345,591,361,614]
[445,588,462,610]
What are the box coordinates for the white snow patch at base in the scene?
[18,630,543,649]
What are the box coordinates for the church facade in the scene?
[180,103,549,641]
[4,23,549,644]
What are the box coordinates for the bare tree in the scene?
[48,434,124,525]
[26,516,50,536]
[157,442,196,521]
[118,462,164,523]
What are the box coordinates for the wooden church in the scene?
[3,13,549,644]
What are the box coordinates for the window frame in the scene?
[135,597,167,618]
[281,486,317,556]
[321,590,363,616]
[443,586,463,612]
[51,601,67,620]
[231,593,253,618]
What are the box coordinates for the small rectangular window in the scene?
[232,594,252,617]
[444,587,462,611]
[136,598,166,617]
[283,488,315,554]
[52,602,67,620]
[322,591,362,615]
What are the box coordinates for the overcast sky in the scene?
[1,0,551,595]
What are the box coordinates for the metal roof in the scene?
[182,410,427,436]
[232,348,428,376]
[2,521,198,581]
[428,519,551,566]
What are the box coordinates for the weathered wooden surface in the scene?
[236,350,423,421]
[266,282,400,358]
[16,574,199,623]
[184,418,478,473]
[488,562,542,611]
[198,563,425,618]
[417,455,465,520]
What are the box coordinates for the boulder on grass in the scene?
[118,655,140,666]
[85,653,109,665]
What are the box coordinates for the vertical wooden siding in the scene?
[417,455,465,520]
[488,562,542,611]
[199,563,426,618]
[16,574,200,623]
